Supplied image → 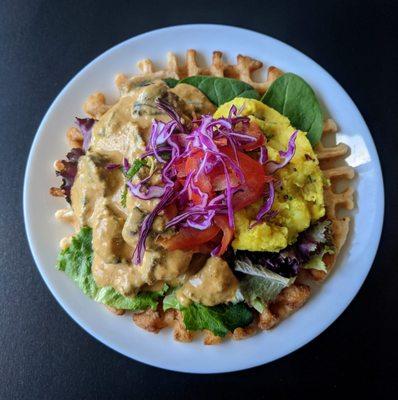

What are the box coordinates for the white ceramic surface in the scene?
[23,24,384,373]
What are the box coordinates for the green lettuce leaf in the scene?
[163,291,253,337]
[56,227,168,311]
[261,73,323,145]
[180,76,260,106]
[163,290,184,311]
[235,258,295,308]
[303,245,334,273]
[250,298,265,313]
[303,255,327,273]
[182,302,253,337]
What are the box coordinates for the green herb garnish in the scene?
[120,159,147,207]
[307,175,315,183]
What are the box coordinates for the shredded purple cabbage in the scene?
[127,181,168,200]
[259,145,268,165]
[132,188,175,264]
[255,181,275,222]
[265,130,298,174]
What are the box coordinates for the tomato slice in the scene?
[222,146,266,210]
[214,215,234,256]
[210,167,240,191]
[183,150,213,194]
[164,203,178,220]
[160,224,220,251]
[241,121,265,151]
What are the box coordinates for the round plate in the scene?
[23,24,384,373]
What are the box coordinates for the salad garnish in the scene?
[128,99,298,264]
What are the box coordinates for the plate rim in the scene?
[23,24,385,374]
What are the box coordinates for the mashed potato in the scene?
[214,98,326,252]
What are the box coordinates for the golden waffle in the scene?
[113,49,283,93]
[312,125,354,280]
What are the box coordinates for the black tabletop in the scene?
[1,0,397,398]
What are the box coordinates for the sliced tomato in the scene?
[160,224,220,251]
[183,150,213,194]
[214,215,234,256]
[222,146,266,210]
[163,203,178,220]
[214,137,228,146]
[193,242,217,254]
[184,149,202,175]
[241,121,265,151]
[174,158,187,178]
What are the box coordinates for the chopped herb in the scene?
[284,194,294,201]
[307,175,315,183]
[161,153,171,161]
[120,187,128,208]
[125,159,147,180]
[120,159,147,207]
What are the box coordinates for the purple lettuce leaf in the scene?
[234,220,333,278]
[55,148,85,203]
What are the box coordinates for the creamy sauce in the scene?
[177,257,239,307]
[171,83,216,115]
[70,77,236,304]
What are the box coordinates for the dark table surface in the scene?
[1,0,397,398]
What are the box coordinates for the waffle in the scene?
[112,49,283,94]
[55,50,355,343]
[313,126,354,280]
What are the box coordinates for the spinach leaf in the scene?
[163,78,179,88]
[163,291,253,337]
[180,76,260,106]
[261,73,323,145]
[56,227,168,311]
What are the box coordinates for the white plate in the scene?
[23,24,384,373]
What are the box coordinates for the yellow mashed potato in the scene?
[214,98,326,252]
